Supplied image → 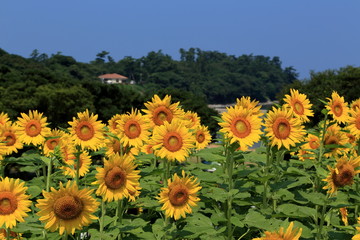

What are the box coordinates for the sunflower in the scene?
[264,106,305,150]
[62,151,92,178]
[108,114,122,134]
[151,118,194,162]
[0,113,9,126]
[235,96,262,115]
[340,207,348,226]
[117,109,151,148]
[351,98,360,111]
[194,125,212,150]
[183,111,201,129]
[323,124,348,158]
[252,222,302,240]
[323,156,360,195]
[283,89,314,123]
[353,218,360,240]
[93,154,140,202]
[157,170,201,220]
[104,136,137,159]
[36,181,99,235]
[0,122,23,155]
[43,129,64,157]
[16,110,51,146]
[127,185,142,202]
[219,105,263,149]
[141,143,154,155]
[143,94,183,127]
[0,228,22,239]
[348,109,360,138]
[325,91,350,124]
[0,177,31,229]
[296,133,320,161]
[68,109,105,151]
[59,135,77,165]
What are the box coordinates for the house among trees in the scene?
[98,73,129,84]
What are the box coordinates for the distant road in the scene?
[208,101,278,113]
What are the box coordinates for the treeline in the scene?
[280,66,360,125]
[0,48,220,134]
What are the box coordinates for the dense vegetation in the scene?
[0,47,297,134]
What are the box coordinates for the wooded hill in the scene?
[0,47,297,134]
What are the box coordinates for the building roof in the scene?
[98,73,128,79]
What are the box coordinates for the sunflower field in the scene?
[0,90,359,240]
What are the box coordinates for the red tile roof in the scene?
[98,73,128,79]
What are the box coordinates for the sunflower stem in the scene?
[100,198,106,238]
[316,194,329,240]
[263,144,271,208]
[226,148,234,240]
[62,232,68,240]
[75,152,81,186]
[46,157,53,192]
[6,228,10,240]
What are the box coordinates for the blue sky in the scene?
[1,1,359,79]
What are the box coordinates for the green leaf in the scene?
[27,185,43,198]
[277,203,317,218]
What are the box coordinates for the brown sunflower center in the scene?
[53,195,83,220]
[309,139,320,149]
[0,192,18,215]
[346,133,356,144]
[196,131,205,143]
[355,116,360,130]
[25,120,41,137]
[332,164,355,187]
[46,138,59,150]
[352,104,360,111]
[4,132,16,146]
[332,103,343,117]
[231,117,251,138]
[325,136,339,150]
[104,166,127,190]
[272,117,291,139]
[124,120,141,139]
[153,106,173,126]
[164,132,183,152]
[293,101,304,115]
[76,121,95,141]
[169,186,189,206]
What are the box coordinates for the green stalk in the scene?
[316,195,329,240]
[6,228,10,240]
[100,198,106,238]
[46,157,53,192]
[62,232,68,240]
[263,145,271,207]
[226,149,234,240]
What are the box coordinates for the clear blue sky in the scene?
[1,1,359,79]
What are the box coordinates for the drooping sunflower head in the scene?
[348,109,360,138]
[264,106,305,150]
[116,109,151,148]
[323,156,360,195]
[93,154,141,202]
[157,170,201,220]
[0,113,9,126]
[219,105,263,149]
[296,133,320,161]
[323,124,348,158]
[36,181,99,235]
[283,88,314,123]
[16,110,51,146]
[325,91,350,124]
[0,177,31,229]
[108,114,123,134]
[182,111,201,129]
[127,185,142,202]
[351,98,360,111]
[68,109,105,151]
[62,151,92,178]
[143,94,182,127]
[252,222,302,240]
[43,129,64,157]
[235,96,262,115]
[150,118,195,162]
[0,122,23,155]
[104,136,137,159]
[193,125,212,150]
